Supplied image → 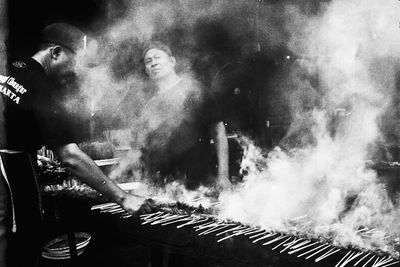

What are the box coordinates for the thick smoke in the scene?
[218,0,400,256]
[70,0,399,255]
[71,0,266,181]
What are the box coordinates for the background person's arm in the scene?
[209,121,230,187]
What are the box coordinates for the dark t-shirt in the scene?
[1,58,88,155]
[121,76,222,187]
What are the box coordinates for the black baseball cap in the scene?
[41,23,86,52]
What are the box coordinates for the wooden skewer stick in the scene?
[262,235,287,246]
[371,256,381,267]
[375,258,394,267]
[161,217,191,226]
[150,214,179,225]
[288,241,319,254]
[363,228,376,235]
[107,207,125,212]
[374,256,389,267]
[252,233,277,244]
[297,244,327,258]
[91,202,118,210]
[176,217,209,228]
[362,255,376,267]
[280,239,302,253]
[142,214,165,224]
[216,228,250,243]
[272,237,292,250]
[216,233,237,243]
[110,209,126,214]
[216,226,247,236]
[199,224,233,236]
[283,238,302,247]
[244,228,264,236]
[315,248,341,262]
[289,240,310,250]
[140,211,163,218]
[141,214,166,225]
[100,207,122,213]
[338,251,363,267]
[196,223,222,234]
[379,261,399,267]
[192,221,215,230]
[305,245,331,260]
[153,215,187,225]
[334,251,353,267]
[250,231,271,239]
[233,227,257,236]
[194,222,217,231]
[354,252,370,266]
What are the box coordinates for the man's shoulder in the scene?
[1,58,53,105]
[9,58,40,73]
[9,58,50,86]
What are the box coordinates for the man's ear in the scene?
[50,45,62,59]
[170,56,176,67]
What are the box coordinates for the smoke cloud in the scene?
[72,0,270,180]
[69,0,399,256]
[218,0,400,256]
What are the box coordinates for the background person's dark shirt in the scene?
[134,77,223,188]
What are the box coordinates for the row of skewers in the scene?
[91,202,399,267]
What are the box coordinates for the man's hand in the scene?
[119,193,155,214]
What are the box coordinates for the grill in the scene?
[90,201,399,267]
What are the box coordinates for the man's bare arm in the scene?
[53,143,148,213]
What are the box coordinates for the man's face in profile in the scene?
[144,48,175,80]
[50,46,77,86]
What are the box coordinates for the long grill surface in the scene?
[91,202,399,267]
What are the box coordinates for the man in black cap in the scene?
[0,23,151,266]
[133,41,230,189]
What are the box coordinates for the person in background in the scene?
[0,23,151,266]
[136,41,230,189]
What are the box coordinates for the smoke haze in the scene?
[67,0,399,255]
[218,0,400,256]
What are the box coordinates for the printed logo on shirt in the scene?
[12,61,26,68]
[0,74,28,104]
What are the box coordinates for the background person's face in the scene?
[144,49,175,80]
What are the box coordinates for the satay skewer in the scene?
[297,244,327,258]
[262,235,287,246]
[252,233,277,243]
[362,255,376,267]
[161,217,191,226]
[379,261,399,267]
[272,237,292,250]
[250,231,271,239]
[305,245,331,260]
[288,241,319,254]
[354,252,370,266]
[315,248,341,262]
